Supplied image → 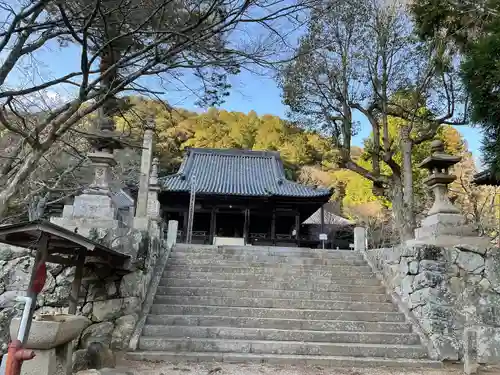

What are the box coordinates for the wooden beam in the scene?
[47,255,77,266]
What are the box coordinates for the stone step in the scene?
[173,245,358,257]
[145,315,412,332]
[152,296,398,312]
[149,305,406,322]
[159,278,385,292]
[156,287,390,303]
[167,258,368,267]
[126,351,442,368]
[137,338,428,359]
[141,326,420,345]
[164,264,373,275]
[160,273,380,285]
[171,251,364,261]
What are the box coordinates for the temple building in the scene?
[158,148,335,247]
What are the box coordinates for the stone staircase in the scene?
[128,245,440,368]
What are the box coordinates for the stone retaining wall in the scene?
[365,244,500,364]
[0,224,164,369]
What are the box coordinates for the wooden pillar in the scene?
[320,205,325,249]
[209,208,217,245]
[66,248,87,375]
[271,210,276,245]
[243,208,250,245]
[295,212,300,247]
[182,210,188,243]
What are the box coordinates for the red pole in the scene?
[5,260,46,375]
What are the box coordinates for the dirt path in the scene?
[115,358,496,375]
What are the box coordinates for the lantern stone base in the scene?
[10,315,90,375]
[408,213,491,247]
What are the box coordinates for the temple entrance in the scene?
[216,209,244,238]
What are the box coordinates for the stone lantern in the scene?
[420,139,461,217]
[409,140,488,246]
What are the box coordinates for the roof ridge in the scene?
[187,147,280,158]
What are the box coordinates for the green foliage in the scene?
[113,96,467,218]
[412,0,500,177]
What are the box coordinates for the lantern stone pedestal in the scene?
[10,314,90,375]
[408,140,490,247]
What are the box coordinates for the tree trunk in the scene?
[400,126,416,235]
[0,148,45,219]
[391,173,414,242]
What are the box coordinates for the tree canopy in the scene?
[412,0,500,177]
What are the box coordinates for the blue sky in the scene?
[163,69,485,165]
[10,40,483,165]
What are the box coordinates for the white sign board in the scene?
[319,233,327,241]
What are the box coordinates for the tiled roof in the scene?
[159,148,331,198]
[303,206,354,227]
[473,169,500,186]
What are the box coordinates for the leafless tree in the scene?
[0,0,312,218]
[280,0,467,241]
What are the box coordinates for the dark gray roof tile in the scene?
[159,148,331,198]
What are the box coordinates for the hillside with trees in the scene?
[4,95,496,246]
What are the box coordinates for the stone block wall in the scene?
[0,224,164,365]
[366,244,500,363]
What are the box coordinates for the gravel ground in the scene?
[115,358,500,375]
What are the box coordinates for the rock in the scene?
[47,262,64,276]
[122,297,141,315]
[420,260,446,273]
[401,275,415,296]
[0,291,26,308]
[111,314,138,350]
[479,278,491,291]
[92,299,123,322]
[0,245,28,261]
[81,322,114,348]
[485,256,500,293]
[87,341,116,369]
[448,264,459,277]
[76,369,133,375]
[120,271,147,299]
[5,257,33,291]
[42,271,56,293]
[81,302,93,316]
[73,349,90,373]
[399,261,409,275]
[420,318,448,336]
[468,275,482,285]
[409,287,444,309]
[87,283,108,301]
[456,244,487,256]
[408,261,419,275]
[44,284,71,305]
[0,246,13,261]
[413,271,443,290]
[456,251,485,274]
[56,267,76,285]
[464,328,479,375]
[449,276,464,295]
[0,307,19,354]
[478,295,500,326]
[105,281,117,297]
[476,326,500,365]
[35,306,68,316]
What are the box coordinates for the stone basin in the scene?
[10,314,91,350]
